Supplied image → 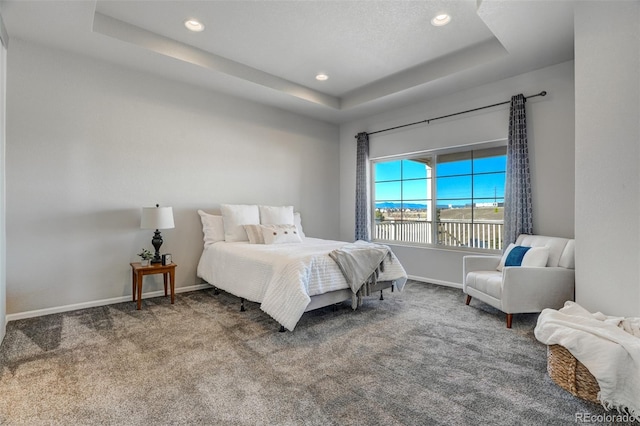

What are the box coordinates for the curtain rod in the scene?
[356,91,547,138]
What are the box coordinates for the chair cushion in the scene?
[558,239,575,269]
[465,271,503,299]
[515,235,570,267]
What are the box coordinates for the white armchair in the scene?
[463,234,575,328]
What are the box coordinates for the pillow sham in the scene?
[244,224,302,244]
[259,205,294,225]
[221,204,260,242]
[294,212,306,239]
[261,224,302,244]
[197,210,225,247]
[497,244,549,271]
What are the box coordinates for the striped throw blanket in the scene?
[329,240,391,296]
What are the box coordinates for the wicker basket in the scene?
[547,344,600,404]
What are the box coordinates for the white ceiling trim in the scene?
[92,11,341,110]
[341,37,507,110]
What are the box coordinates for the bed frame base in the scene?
[207,280,396,332]
[379,284,395,301]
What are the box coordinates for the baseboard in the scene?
[6,283,213,322]
[407,275,462,289]
[7,278,461,322]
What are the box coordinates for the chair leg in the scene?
[506,313,513,328]
[465,295,472,305]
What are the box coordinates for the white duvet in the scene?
[197,237,407,331]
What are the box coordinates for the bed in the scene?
[196,205,407,331]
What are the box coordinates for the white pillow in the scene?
[259,205,294,225]
[221,204,260,242]
[261,224,302,244]
[246,209,306,241]
[497,244,549,271]
[197,210,225,247]
[294,212,306,239]
[521,247,550,267]
[244,224,302,244]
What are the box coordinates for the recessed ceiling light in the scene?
[184,19,205,32]
[316,74,329,81]
[431,13,451,26]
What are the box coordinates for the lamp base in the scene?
[151,229,164,265]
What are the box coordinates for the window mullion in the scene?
[471,150,475,247]
[432,154,438,246]
[399,161,403,241]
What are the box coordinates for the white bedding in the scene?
[196,237,407,330]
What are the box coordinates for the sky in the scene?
[374,155,506,208]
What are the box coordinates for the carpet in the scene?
[0,281,625,425]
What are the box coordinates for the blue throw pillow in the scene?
[504,246,531,267]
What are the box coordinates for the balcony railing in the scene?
[374,220,504,250]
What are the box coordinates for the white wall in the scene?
[6,39,339,316]
[339,61,575,286]
[574,2,640,317]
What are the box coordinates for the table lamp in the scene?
[141,204,175,264]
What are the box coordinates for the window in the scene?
[373,145,506,250]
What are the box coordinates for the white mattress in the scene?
[196,237,407,330]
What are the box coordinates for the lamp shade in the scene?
[140,206,175,230]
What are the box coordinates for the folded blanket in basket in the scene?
[329,240,390,295]
[534,301,640,419]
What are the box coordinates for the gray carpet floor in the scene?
[0,281,630,425]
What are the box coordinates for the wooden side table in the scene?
[130,262,177,310]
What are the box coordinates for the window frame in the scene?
[370,140,507,252]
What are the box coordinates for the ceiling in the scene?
[0,0,576,124]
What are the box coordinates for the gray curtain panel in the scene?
[355,132,370,241]
[503,94,533,247]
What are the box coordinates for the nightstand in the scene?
[130,262,177,310]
